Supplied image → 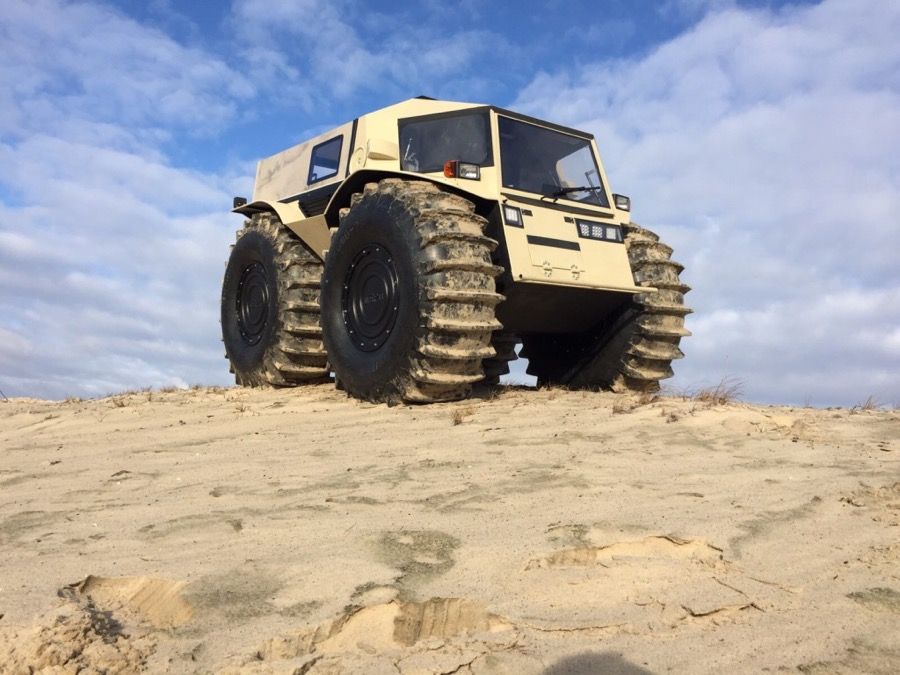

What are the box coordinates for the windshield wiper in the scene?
[544,185,603,199]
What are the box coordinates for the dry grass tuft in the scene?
[612,400,631,414]
[612,391,658,414]
[482,385,506,402]
[450,406,475,425]
[637,391,659,406]
[193,385,228,395]
[540,384,571,401]
[692,377,743,406]
[850,395,881,413]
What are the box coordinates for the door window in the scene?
[308,136,343,184]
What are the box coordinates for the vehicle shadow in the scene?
[543,651,655,675]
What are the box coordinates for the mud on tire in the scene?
[320,179,504,403]
[221,213,329,386]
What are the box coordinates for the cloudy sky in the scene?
[0,0,897,406]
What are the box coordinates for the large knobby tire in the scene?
[320,179,503,403]
[521,222,691,392]
[221,213,329,386]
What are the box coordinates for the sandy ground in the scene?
[0,385,897,674]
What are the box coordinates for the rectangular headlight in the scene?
[575,219,623,243]
[613,193,631,211]
[503,205,522,227]
[443,159,480,180]
[457,162,480,180]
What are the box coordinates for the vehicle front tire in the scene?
[320,179,503,403]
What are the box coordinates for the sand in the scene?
[0,385,897,674]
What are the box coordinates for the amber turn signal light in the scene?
[443,160,480,180]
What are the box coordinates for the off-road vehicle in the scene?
[222,97,690,403]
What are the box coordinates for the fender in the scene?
[323,169,494,227]
[233,199,332,262]
[234,171,492,262]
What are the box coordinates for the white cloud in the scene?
[0,0,252,143]
[0,135,240,398]
[513,0,900,405]
[228,0,518,104]
[0,0,252,399]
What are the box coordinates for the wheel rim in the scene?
[236,262,269,346]
[341,244,400,352]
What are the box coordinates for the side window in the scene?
[398,111,492,174]
[307,136,343,185]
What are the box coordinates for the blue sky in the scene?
[1,0,898,406]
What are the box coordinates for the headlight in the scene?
[503,205,522,227]
[613,193,631,211]
[443,160,480,180]
[575,219,623,243]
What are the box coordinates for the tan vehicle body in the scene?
[225,97,690,402]
[237,97,643,297]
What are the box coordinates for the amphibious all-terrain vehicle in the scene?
[222,97,690,403]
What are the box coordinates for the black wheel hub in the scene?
[236,262,269,346]
[341,244,400,352]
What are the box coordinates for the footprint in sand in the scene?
[376,529,460,592]
[60,575,194,629]
[254,597,513,661]
[526,535,724,570]
[847,587,900,614]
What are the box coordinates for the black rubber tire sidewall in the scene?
[221,229,280,378]
[321,196,421,401]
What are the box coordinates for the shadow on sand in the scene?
[543,651,655,675]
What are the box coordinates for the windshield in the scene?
[399,111,492,174]
[498,116,609,207]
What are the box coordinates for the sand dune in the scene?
[0,386,897,673]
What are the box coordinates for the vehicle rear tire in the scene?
[221,213,329,386]
[320,179,503,403]
[521,222,691,392]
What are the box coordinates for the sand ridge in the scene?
[0,385,897,673]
